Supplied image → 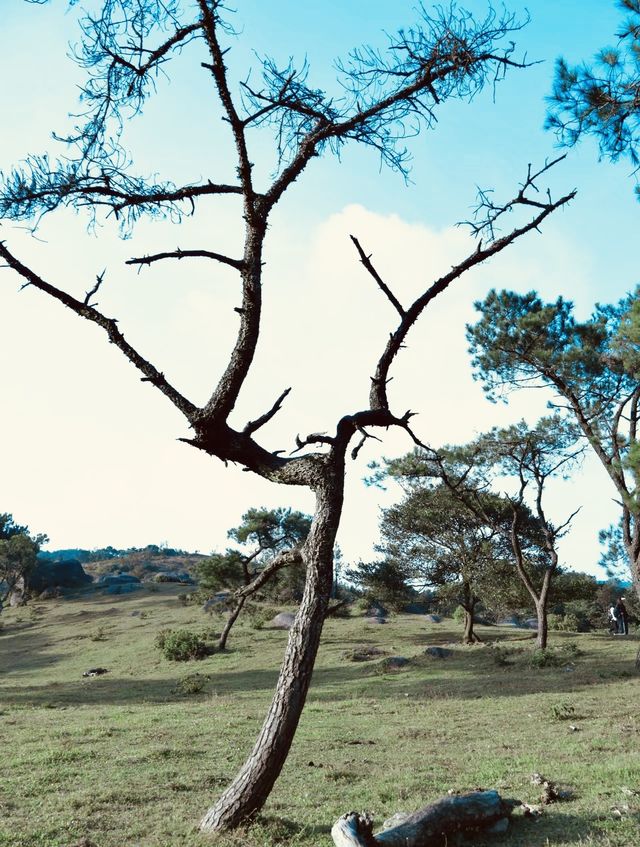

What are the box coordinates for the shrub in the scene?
[172,672,210,696]
[529,642,581,669]
[90,626,108,642]
[551,701,576,721]
[491,644,517,666]
[155,629,210,661]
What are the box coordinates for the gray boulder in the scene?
[270,611,296,629]
[105,582,143,595]
[28,559,92,593]
[380,655,409,671]
[97,573,141,587]
[364,616,387,625]
[424,613,442,624]
[153,570,195,584]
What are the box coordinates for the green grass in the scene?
[1,589,639,846]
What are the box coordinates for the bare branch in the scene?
[369,163,576,411]
[84,268,106,306]
[463,155,569,241]
[0,241,197,421]
[126,248,244,271]
[292,432,335,454]
[244,388,292,436]
[350,235,405,316]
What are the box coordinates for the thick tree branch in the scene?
[244,387,292,436]
[0,241,197,420]
[370,179,576,411]
[234,548,303,599]
[126,248,244,271]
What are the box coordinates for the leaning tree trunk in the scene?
[217,595,247,651]
[200,471,343,831]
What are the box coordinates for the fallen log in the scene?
[331,790,520,847]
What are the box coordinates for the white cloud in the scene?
[0,203,620,578]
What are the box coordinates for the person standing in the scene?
[615,597,629,635]
[608,603,619,634]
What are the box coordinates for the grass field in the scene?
[1,587,639,847]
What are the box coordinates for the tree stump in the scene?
[331,790,520,847]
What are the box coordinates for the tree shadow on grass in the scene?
[1,646,636,707]
[0,625,64,674]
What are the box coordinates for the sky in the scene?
[0,0,638,578]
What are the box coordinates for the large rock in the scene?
[152,570,195,584]
[96,573,141,587]
[105,582,143,595]
[270,611,296,629]
[28,559,92,593]
[364,616,387,625]
[424,613,442,624]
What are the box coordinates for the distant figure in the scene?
[608,604,618,634]
[615,598,629,635]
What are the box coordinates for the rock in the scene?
[38,587,59,600]
[270,611,296,629]
[9,589,25,607]
[105,582,143,595]
[382,656,409,670]
[423,613,442,623]
[97,573,141,586]
[425,646,451,659]
[153,570,195,584]
[485,817,510,835]
[28,559,92,593]
[364,616,387,624]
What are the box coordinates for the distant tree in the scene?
[346,559,414,613]
[468,288,640,603]
[378,484,519,642]
[198,507,311,650]
[0,513,48,604]
[0,0,574,832]
[384,416,583,648]
[547,0,640,195]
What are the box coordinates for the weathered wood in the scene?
[332,790,520,847]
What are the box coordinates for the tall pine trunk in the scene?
[200,471,343,831]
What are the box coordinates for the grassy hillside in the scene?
[0,589,638,847]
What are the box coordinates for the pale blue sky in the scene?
[1,1,637,577]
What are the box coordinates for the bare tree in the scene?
[0,0,573,832]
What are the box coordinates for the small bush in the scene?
[342,646,384,662]
[90,627,108,642]
[155,629,210,661]
[491,644,516,666]
[529,642,581,669]
[172,672,210,696]
[551,701,576,721]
